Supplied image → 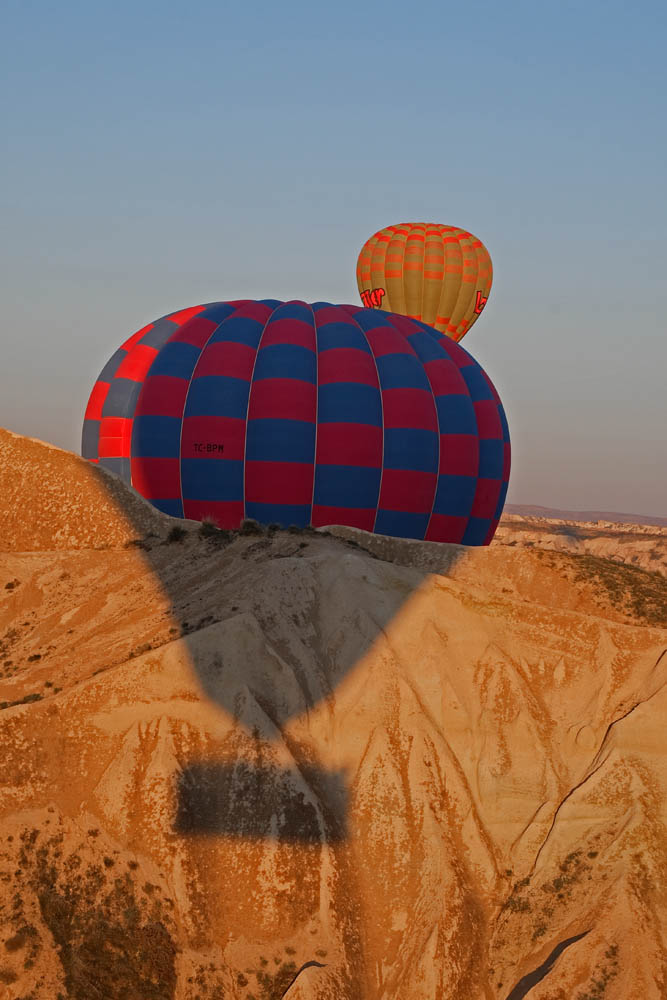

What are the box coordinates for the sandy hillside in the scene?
[0,426,666,1000]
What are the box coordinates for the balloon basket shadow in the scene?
[173,759,348,843]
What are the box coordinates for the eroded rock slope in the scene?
[0,427,666,1000]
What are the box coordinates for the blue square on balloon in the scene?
[317,323,371,353]
[318,383,382,426]
[494,481,509,519]
[383,428,438,472]
[245,501,311,528]
[148,342,201,379]
[200,303,236,324]
[313,464,381,509]
[406,330,446,363]
[245,419,315,463]
[462,517,491,545]
[376,353,431,391]
[181,459,244,502]
[132,415,182,458]
[461,365,493,402]
[433,474,478,517]
[253,344,317,383]
[374,509,429,540]
[434,395,477,435]
[152,498,185,518]
[499,405,510,442]
[350,310,395,331]
[185,376,250,418]
[209,316,264,349]
[270,303,314,324]
[479,439,504,479]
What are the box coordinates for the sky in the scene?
[1,0,665,516]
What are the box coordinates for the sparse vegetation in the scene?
[0,692,43,710]
[238,947,302,999]
[575,944,619,999]
[565,552,667,625]
[166,525,187,544]
[4,832,179,1000]
[240,518,264,536]
[198,520,232,546]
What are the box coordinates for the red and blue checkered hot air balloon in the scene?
[82,300,510,545]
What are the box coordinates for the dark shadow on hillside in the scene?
[94,469,467,843]
[175,760,347,842]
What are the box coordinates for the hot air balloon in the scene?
[82,300,510,545]
[356,223,493,342]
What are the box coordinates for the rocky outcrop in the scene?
[496,513,667,576]
[0,428,666,999]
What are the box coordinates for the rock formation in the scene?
[0,427,665,999]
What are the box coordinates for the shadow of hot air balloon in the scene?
[81,298,510,844]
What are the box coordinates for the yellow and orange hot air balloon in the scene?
[356,222,493,342]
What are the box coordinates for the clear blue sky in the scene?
[1,0,665,515]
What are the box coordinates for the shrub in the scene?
[199,521,231,546]
[240,518,264,536]
[166,525,187,544]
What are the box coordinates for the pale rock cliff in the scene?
[0,427,665,999]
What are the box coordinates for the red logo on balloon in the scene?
[360,287,386,309]
[474,290,488,314]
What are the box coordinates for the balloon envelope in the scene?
[356,223,493,341]
[82,300,509,545]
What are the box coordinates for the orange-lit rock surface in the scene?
[0,427,666,999]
